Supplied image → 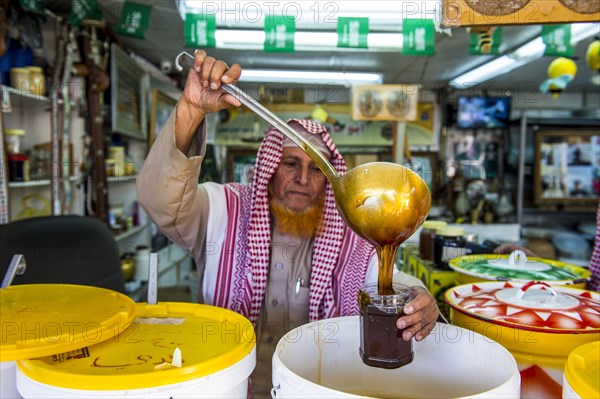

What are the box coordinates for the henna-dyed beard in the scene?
[269,193,325,238]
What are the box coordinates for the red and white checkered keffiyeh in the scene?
[588,204,600,292]
[213,119,375,324]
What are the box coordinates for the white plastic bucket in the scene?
[1,361,21,399]
[16,302,256,398]
[272,317,520,398]
[16,353,255,398]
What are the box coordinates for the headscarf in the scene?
[587,204,600,292]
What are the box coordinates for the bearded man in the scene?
[137,50,439,398]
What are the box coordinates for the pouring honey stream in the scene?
[175,51,432,294]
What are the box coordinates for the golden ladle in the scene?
[175,52,431,294]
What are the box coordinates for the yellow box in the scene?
[400,244,420,277]
[404,251,456,319]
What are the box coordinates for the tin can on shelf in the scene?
[433,226,466,270]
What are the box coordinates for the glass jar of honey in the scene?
[359,282,413,369]
[419,220,448,261]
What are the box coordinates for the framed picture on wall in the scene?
[535,130,600,206]
[445,128,503,181]
[403,151,440,199]
[110,43,147,140]
[148,89,177,149]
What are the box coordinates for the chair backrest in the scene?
[0,215,125,293]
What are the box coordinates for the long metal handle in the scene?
[174,51,338,182]
[1,255,27,289]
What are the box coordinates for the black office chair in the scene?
[0,215,125,293]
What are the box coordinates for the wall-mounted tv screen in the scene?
[456,96,511,129]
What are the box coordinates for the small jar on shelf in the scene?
[10,67,30,92]
[4,129,25,154]
[26,66,45,96]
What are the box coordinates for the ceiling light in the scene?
[214,29,403,51]
[238,69,383,86]
[450,22,600,89]
[176,0,441,31]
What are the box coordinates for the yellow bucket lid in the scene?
[1,284,136,362]
[564,341,600,398]
[17,302,256,390]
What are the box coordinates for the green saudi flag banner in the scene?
[20,0,46,14]
[337,17,369,48]
[69,0,97,26]
[264,15,295,52]
[403,19,435,55]
[542,25,573,57]
[184,14,216,47]
[117,1,152,39]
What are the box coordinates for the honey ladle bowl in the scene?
[176,52,431,288]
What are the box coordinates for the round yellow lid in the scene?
[5,129,25,136]
[422,220,448,231]
[437,227,464,237]
[564,341,600,398]
[10,67,30,74]
[17,302,256,390]
[1,284,136,362]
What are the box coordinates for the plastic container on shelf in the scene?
[4,129,25,154]
[7,154,29,182]
[26,66,45,96]
[10,67,30,91]
[107,146,126,177]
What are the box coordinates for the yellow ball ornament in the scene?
[539,57,578,98]
[586,40,600,71]
[547,57,577,79]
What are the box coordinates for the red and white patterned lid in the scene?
[445,281,600,333]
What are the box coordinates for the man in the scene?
[137,50,439,397]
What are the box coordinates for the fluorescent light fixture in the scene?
[450,22,600,89]
[214,29,403,51]
[239,69,383,85]
[176,0,441,30]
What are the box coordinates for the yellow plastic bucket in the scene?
[563,341,600,399]
[16,302,256,398]
[1,284,136,399]
[445,281,600,398]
